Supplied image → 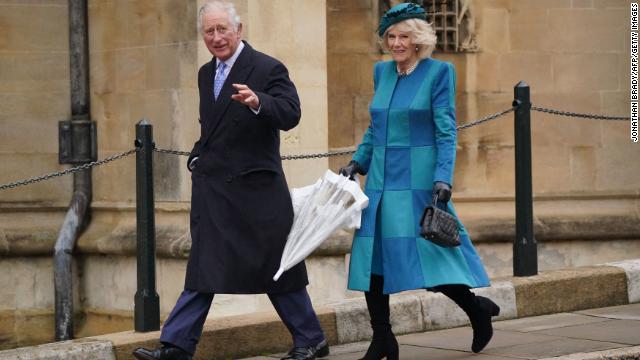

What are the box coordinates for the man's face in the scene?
[202,9,242,61]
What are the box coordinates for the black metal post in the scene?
[513,81,537,276]
[134,119,160,331]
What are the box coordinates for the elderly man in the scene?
[133,1,328,360]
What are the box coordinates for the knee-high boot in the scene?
[437,285,500,353]
[360,275,399,360]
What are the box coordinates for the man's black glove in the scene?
[339,160,363,180]
[432,181,452,203]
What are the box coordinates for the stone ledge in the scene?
[1,261,638,359]
[511,265,629,317]
[538,345,640,360]
[0,339,114,360]
[2,196,639,257]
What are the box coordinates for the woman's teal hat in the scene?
[377,2,427,37]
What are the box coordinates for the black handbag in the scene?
[419,197,461,248]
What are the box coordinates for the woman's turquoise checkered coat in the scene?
[347,58,491,294]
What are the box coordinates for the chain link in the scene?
[532,106,630,121]
[280,148,356,160]
[0,149,137,191]
[154,148,191,157]
[456,106,515,130]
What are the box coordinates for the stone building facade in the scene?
[0,0,638,349]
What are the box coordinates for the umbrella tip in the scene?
[273,268,284,281]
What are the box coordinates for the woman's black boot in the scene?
[360,275,399,360]
[437,285,500,353]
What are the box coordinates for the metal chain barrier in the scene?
[154,148,190,157]
[456,106,515,130]
[532,106,630,121]
[0,104,630,191]
[0,149,137,191]
[155,106,518,160]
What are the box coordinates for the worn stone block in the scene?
[90,49,116,95]
[473,52,501,92]
[512,265,628,317]
[115,48,145,92]
[0,339,115,360]
[88,0,124,52]
[498,53,554,93]
[0,92,68,153]
[569,146,597,191]
[0,311,17,350]
[334,297,369,343]
[548,9,626,53]
[389,292,424,335]
[528,92,604,151]
[554,53,620,93]
[595,136,640,191]
[306,256,350,306]
[601,91,629,115]
[422,291,469,330]
[594,0,630,8]
[328,94,355,148]
[509,9,551,52]
[0,53,69,93]
[92,153,135,202]
[92,92,131,151]
[327,10,375,54]
[178,41,199,89]
[607,259,640,303]
[0,154,71,202]
[479,8,510,53]
[0,4,67,52]
[145,45,181,90]
[327,0,372,11]
[532,145,573,194]
[510,0,572,10]
[14,309,55,348]
[572,0,594,8]
[483,144,515,195]
[75,308,133,339]
[118,0,156,48]
[473,280,518,320]
[156,0,196,45]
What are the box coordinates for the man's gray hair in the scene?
[197,0,241,34]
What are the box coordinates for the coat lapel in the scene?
[200,61,215,138]
[202,42,255,146]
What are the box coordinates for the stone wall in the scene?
[328,0,638,196]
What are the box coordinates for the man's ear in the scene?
[237,23,243,39]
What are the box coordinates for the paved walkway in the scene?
[244,303,640,360]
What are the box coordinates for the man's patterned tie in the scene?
[213,62,227,100]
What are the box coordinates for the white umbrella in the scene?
[273,170,369,281]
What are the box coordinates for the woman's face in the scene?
[386,22,418,66]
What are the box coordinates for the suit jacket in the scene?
[185,41,308,294]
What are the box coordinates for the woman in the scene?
[339,3,500,359]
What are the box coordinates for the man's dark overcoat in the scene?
[185,41,308,294]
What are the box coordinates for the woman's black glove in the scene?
[339,160,363,180]
[432,181,452,203]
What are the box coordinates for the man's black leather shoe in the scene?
[281,339,329,360]
[133,345,192,360]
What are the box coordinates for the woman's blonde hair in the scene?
[380,18,437,60]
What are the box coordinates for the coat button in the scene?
[225,175,233,183]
